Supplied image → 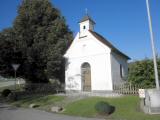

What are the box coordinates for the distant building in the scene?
[64,15,130,92]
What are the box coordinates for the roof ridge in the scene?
[79,15,95,24]
[89,30,130,59]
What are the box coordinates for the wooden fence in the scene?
[113,84,143,95]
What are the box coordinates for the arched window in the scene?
[83,25,86,30]
[120,64,123,78]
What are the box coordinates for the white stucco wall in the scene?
[64,31,113,91]
[111,52,128,85]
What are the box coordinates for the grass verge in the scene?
[7,95,160,120]
[63,96,160,120]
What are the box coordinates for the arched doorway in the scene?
[81,62,91,91]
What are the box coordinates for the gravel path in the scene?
[0,103,105,120]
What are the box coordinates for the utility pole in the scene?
[146,0,159,90]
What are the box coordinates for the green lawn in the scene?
[63,96,160,120]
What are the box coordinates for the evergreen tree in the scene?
[1,27,23,75]
[0,28,15,76]
[1,0,72,83]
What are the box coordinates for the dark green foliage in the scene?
[24,83,59,94]
[0,0,72,83]
[128,58,160,88]
[0,29,21,76]
[1,89,11,97]
[95,101,115,115]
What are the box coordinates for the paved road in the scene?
[0,104,105,120]
[0,80,25,88]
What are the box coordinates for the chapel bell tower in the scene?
[79,15,95,37]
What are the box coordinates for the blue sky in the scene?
[0,0,160,61]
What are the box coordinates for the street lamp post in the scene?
[11,64,20,90]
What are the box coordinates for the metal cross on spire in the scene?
[85,8,88,15]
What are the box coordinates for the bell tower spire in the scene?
[79,11,95,37]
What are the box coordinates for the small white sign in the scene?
[139,89,145,98]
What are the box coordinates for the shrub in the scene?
[7,92,18,101]
[1,89,11,97]
[95,101,115,115]
[128,58,160,88]
[24,83,59,94]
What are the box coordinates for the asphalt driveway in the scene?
[0,103,105,120]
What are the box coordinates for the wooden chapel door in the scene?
[81,63,91,91]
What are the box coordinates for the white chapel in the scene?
[64,15,130,92]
